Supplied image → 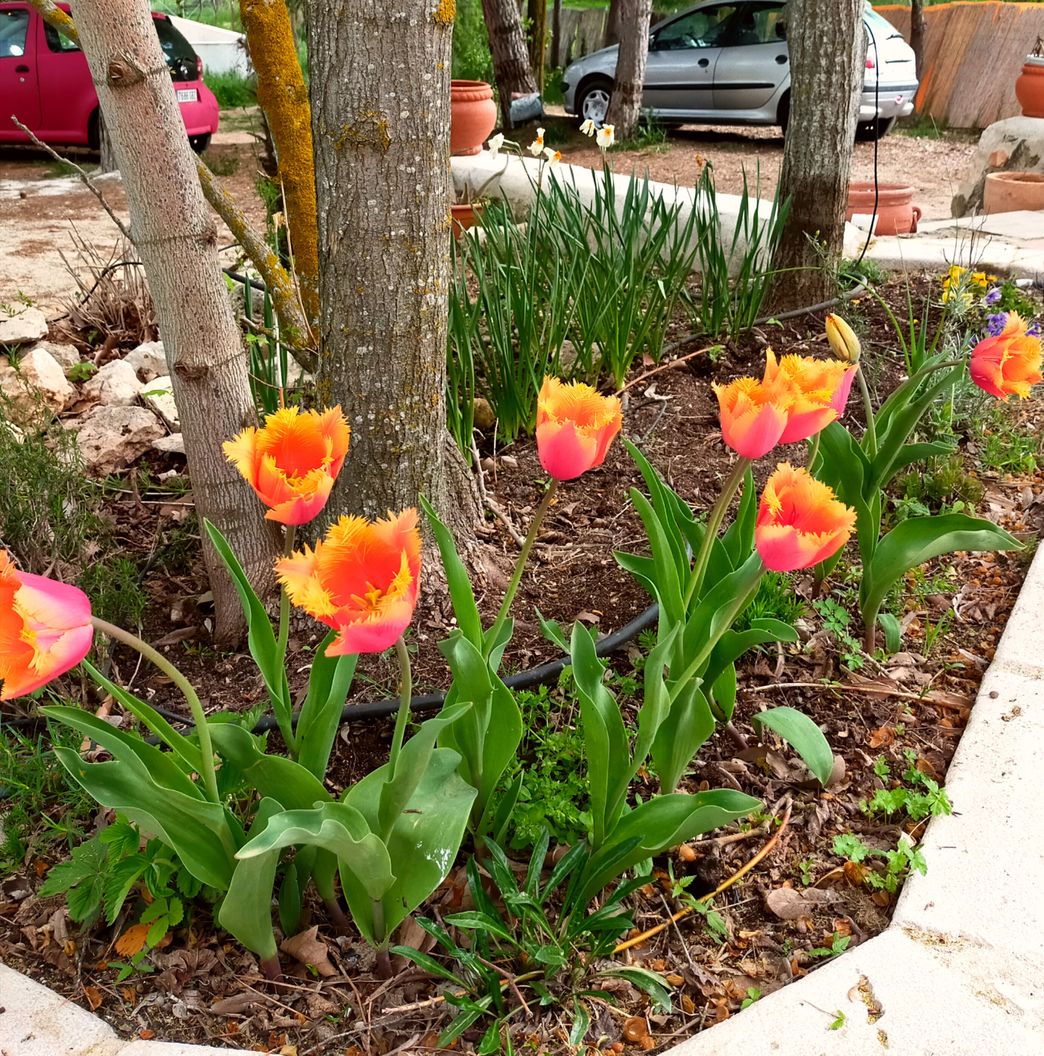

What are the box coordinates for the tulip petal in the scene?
[536,377,622,481]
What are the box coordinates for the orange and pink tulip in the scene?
[536,377,622,481]
[276,509,421,655]
[0,550,93,700]
[969,312,1043,401]
[224,406,351,526]
[755,464,856,572]
[712,375,789,459]
[762,351,857,444]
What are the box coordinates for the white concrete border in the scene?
[3,551,1043,1056]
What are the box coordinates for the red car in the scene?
[0,2,219,152]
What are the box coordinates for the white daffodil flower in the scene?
[579,118,596,137]
[543,147,562,165]
[528,127,546,156]
[596,124,615,150]
[487,132,505,156]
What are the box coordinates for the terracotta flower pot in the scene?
[845,181,921,235]
[451,201,483,238]
[450,80,497,157]
[1015,56,1044,119]
[984,171,1044,214]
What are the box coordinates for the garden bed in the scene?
[1,275,1042,1054]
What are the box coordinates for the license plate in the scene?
[176,88,198,103]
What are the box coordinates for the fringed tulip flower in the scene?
[536,377,622,481]
[762,351,857,443]
[712,376,789,459]
[0,551,93,700]
[276,510,421,655]
[755,464,856,572]
[969,311,1043,400]
[224,406,350,526]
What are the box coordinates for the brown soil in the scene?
[2,272,1042,1053]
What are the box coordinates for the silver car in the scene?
[562,1,917,140]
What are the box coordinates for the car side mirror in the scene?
[649,34,660,52]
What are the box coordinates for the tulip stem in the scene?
[807,431,821,472]
[275,524,296,753]
[90,616,220,805]
[857,367,878,459]
[388,635,412,782]
[684,458,750,611]
[488,479,559,656]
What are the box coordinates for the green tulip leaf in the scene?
[296,632,358,780]
[753,706,834,787]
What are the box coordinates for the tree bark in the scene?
[910,0,925,81]
[767,0,863,310]
[482,0,537,128]
[68,0,281,645]
[526,0,547,94]
[239,0,319,334]
[308,0,475,533]
[550,0,562,71]
[605,0,651,139]
[604,0,623,47]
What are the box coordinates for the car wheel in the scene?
[577,78,613,126]
[190,133,212,154]
[855,117,895,142]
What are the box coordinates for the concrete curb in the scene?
[3,465,1043,1056]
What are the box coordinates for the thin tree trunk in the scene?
[239,0,319,334]
[605,0,651,139]
[308,0,476,534]
[910,0,925,81]
[604,0,623,47]
[767,0,863,310]
[526,0,547,94]
[482,0,537,128]
[67,0,280,645]
[550,0,562,71]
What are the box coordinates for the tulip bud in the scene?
[825,314,861,364]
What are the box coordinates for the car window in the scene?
[654,5,738,51]
[43,22,81,53]
[154,16,197,81]
[719,3,786,47]
[0,8,30,58]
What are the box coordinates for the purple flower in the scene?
[985,287,1002,306]
[986,312,1008,336]
[1028,321,1042,337]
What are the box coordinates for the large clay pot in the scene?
[846,181,921,235]
[1015,56,1044,119]
[450,80,497,157]
[984,171,1044,214]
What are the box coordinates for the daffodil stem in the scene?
[857,367,878,459]
[275,524,296,754]
[388,635,412,781]
[488,479,559,655]
[684,458,750,610]
[91,616,220,805]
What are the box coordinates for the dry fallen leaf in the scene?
[115,923,150,957]
[764,886,836,921]
[280,925,337,977]
[83,985,104,1011]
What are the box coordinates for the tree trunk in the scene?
[97,114,116,172]
[308,0,475,533]
[605,0,651,139]
[604,0,623,47]
[526,0,547,94]
[550,0,562,71]
[910,0,925,81]
[482,0,537,128]
[69,0,281,645]
[239,0,319,334]
[767,0,863,310]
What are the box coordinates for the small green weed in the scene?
[813,597,864,670]
[65,360,96,383]
[863,750,952,821]
[832,832,927,894]
[740,986,762,1009]
[736,571,805,630]
[808,931,851,959]
[79,557,148,629]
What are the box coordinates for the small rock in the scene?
[0,304,48,345]
[34,341,81,372]
[0,419,24,444]
[141,375,179,429]
[0,347,75,424]
[153,432,185,455]
[68,404,165,473]
[473,397,495,430]
[124,339,166,380]
[82,359,143,406]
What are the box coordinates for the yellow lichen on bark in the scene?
[433,0,456,25]
[239,0,319,328]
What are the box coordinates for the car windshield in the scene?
[154,16,197,82]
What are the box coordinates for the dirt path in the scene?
[0,115,977,315]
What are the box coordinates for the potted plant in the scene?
[1015,35,1044,118]
[450,80,498,156]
